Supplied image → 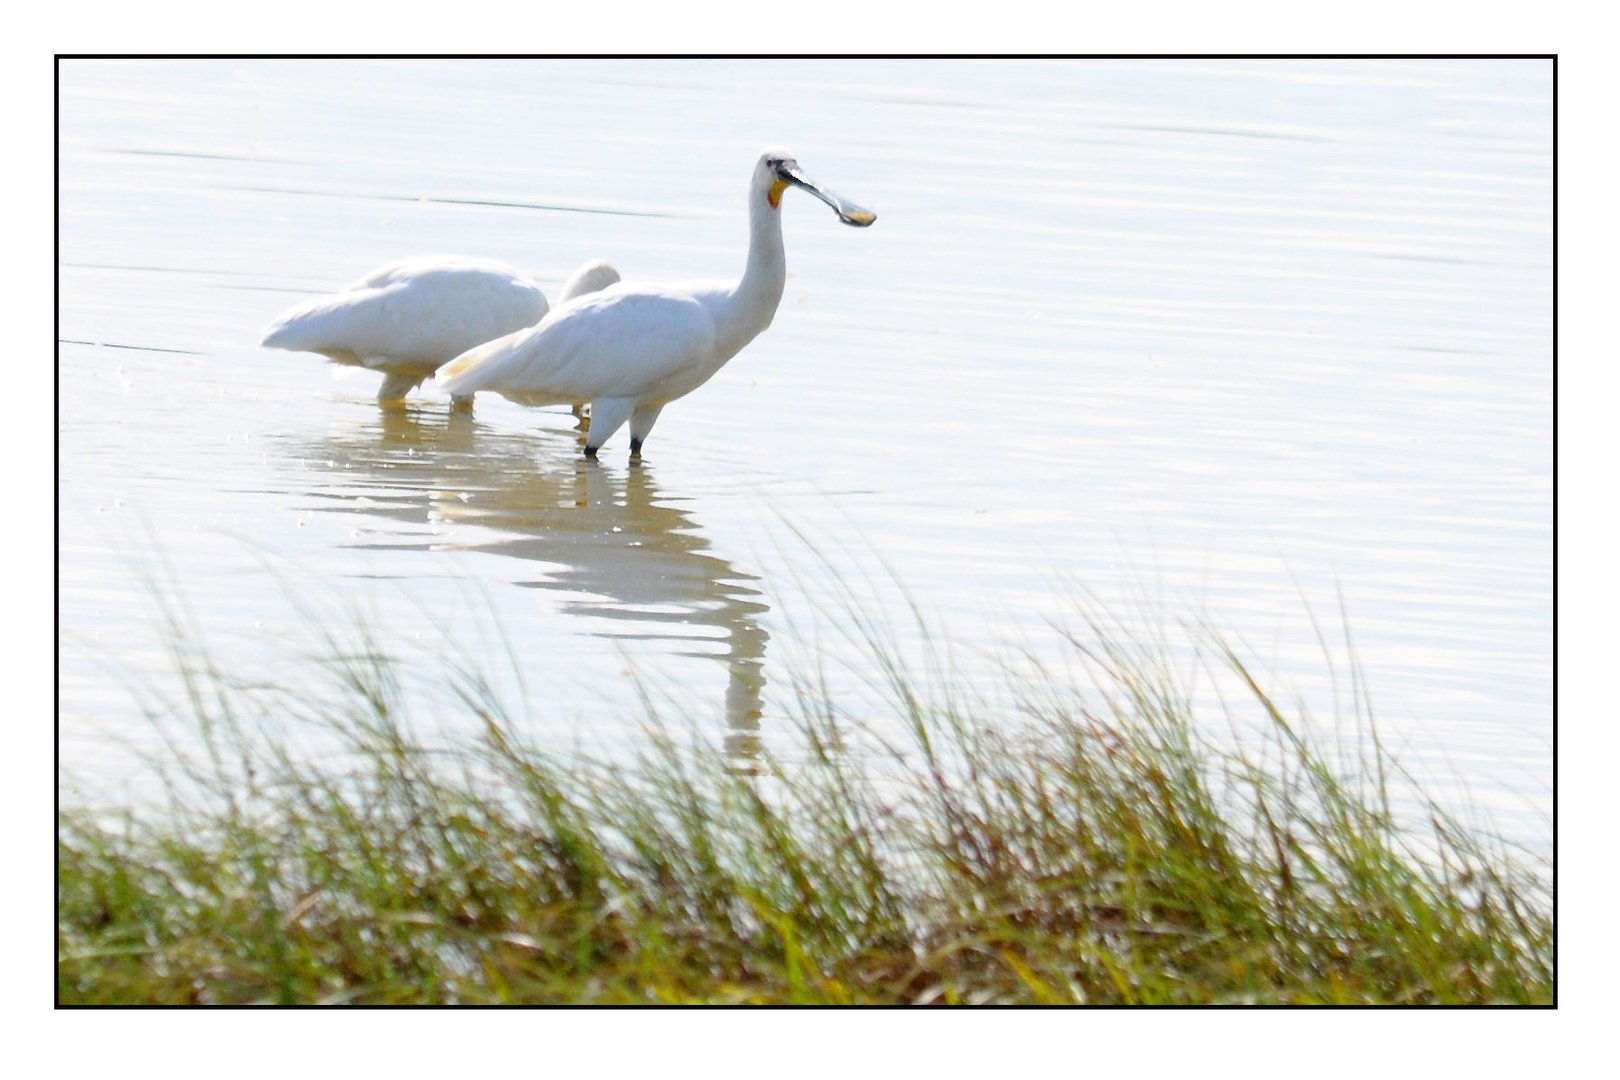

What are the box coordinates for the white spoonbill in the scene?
[436,150,875,457]
[260,257,621,405]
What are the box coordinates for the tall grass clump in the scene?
[58,587,1551,1005]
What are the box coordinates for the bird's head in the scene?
[755,149,876,227]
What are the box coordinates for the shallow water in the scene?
[58,59,1552,847]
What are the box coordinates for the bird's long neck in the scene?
[715,188,787,357]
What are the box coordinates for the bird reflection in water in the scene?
[291,407,768,763]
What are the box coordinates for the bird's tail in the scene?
[435,330,517,393]
[259,294,353,352]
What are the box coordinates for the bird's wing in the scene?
[437,291,716,402]
[261,271,548,366]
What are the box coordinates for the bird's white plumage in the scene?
[439,287,720,407]
[557,259,623,306]
[437,151,874,454]
[261,256,620,402]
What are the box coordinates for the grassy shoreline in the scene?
[58,604,1551,1005]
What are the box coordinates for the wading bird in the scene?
[261,257,621,405]
[436,151,875,457]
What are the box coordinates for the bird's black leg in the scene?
[584,444,600,459]
[629,437,643,457]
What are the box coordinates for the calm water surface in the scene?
[58,59,1552,847]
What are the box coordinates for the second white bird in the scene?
[436,150,875,457]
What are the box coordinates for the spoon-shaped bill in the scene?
[776,162,877,227]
